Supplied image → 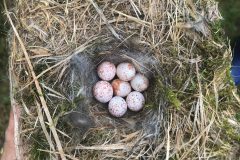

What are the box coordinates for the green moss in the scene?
[156,78,181,109]
[30,130,50,160]
[81,130,111,145]
[19,89,36,107]
[210,20,227,43]
[166,89,181,109]
[73,95,85,106]
[222,120,240,143]
[226,67,235,87]
[235,113,240,122]
[144,103,155,109]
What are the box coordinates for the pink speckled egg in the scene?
[93,81,113,103]
[111,79,131,97]
[126,91,145,112]
[97,61,116,81]
[116,62,136,81]
[108,96,127,117]
[130,73,149,92]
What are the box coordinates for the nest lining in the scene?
[5,0,240,159]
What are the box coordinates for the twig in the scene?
[165,114,172,160]
[36,102,57,158]
[112,9,151,26]
[89,0,121,40]
[8,16,21,160]
[68,143,134,151]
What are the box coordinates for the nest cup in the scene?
[6,0,240,159]
[64,39,160,137]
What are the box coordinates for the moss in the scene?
[210,20,227,43]
[144,102,155,109]
[235,113,240,122]
[73,95,85,106]
[81,130,109,145]
[226,67,235,87]
[30,130,50,160]
[222,120,240,143]
[19,89,36,107]
[166,89,181,109]
[156,78,181,109]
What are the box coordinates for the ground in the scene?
[0,0,239,151]
[0,0,10,148]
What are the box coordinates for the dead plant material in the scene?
[5,0,240,159]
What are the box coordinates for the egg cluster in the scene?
[93,61,149,117]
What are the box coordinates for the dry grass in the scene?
[5,0,240,159]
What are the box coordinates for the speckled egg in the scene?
[108,96,127,117]
[111,79,131,97]
[126,91,145,112]
[130,73,149,92]
[116,62,136,81]
[93,81,113,103]
[97,61,116,81]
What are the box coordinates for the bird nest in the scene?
[5,0,240,159]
